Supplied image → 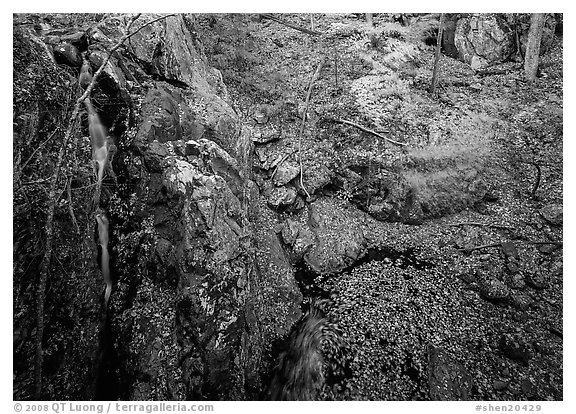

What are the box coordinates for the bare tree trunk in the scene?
[430,13,445,95]
[366,13,374,28]
[524,13,546,82]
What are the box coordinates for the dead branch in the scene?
[457,242,502,252]
[21,128,60,170]
[298,57,326,199]
[332,118,408,147]
[476,67,515,78]
[457,240,562,253]
[260,14,322,36]
[449,222,515,230]
[530,162,541,199]
[67,177,80,234]
[34,13,175,398]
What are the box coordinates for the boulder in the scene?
[479,278,510,301]
[301,199,367,274]
[280,218,300,245]
[53,42,82,67]
[87,49,127,91]
[137,14,227,96]
[508,293,532,310]
[251,125,282,144]
[301,163,333,195]
[445,14,557,70]
[493,380,509,391]
[525,270,549,289]
[454,14,515,69]
[268,186,298,208]
[428,345,473,400]
[539,203,562,226]
[119,136,303,399]
[273,161,300,186]
[142,141,171,172]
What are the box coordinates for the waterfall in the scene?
[95,209,111,307]
[84,98,109,186]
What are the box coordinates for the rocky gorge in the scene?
[13,13,562,401]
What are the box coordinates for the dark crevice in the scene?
[348,246,434,272]
[93,313,121,400]
[401,351,428,400]
[150,74,190,89]
[293,260,331,307]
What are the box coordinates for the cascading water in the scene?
[83,83,117,398]
[267,246,433,400]
[84,98,109,190]
[83,93,112,307]
[95,209,111,307]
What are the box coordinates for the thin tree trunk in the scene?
[366,13,374,28]
[298,57,325,199]
[524,13,546,82]
[430,13,445,95]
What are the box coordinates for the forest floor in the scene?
[196,14,563,401]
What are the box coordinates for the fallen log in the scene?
[331,118,408,147]
[260,14,322,36]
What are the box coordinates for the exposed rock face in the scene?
[454,14,515,69]
[13,13,301,401]
[112,57,300,402]
[116,134,301,398]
